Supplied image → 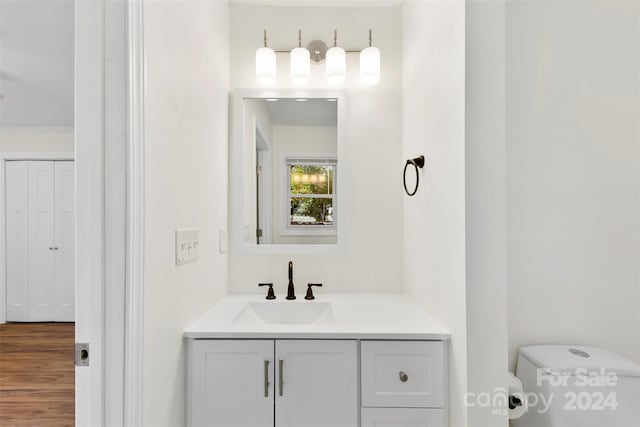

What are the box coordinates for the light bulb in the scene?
[256,47,276,86]
[326,46,346,85]
[360,46,380,86]
[290,47,310,85]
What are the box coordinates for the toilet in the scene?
[513,345,640,427]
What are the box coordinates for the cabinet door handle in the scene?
[278,359,284,396]
[264,360,270,397]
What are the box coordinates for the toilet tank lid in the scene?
[519,345,640,378]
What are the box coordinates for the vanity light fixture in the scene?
[255,29,381,86]
[360,29,380,86]
[290,30,310,85]
[265,98,279,102]
[326,30,346,85]
[295,98,308,102]
[256,29,276,85]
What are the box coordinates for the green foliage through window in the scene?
[288,163,335,226]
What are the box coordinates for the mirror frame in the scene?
[230,89,348,255]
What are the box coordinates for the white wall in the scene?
[465,1,509,425]
[0,128,74,152]
[229,4,403,294]
[271,125,337,245]
[402,1,467,426]
[142,1,229,426]
[506,1,640,369]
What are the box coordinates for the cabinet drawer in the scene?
[361,408,445,427]
[361,341,444,408]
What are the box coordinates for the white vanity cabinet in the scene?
[184,295,451,427]
[188,339,358,427]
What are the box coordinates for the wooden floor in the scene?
[0,323,75,427]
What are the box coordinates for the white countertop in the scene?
[184,293,450,340]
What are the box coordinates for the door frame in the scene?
[75,0,141,424]
[0,152,75,324]
[123,0,145,424]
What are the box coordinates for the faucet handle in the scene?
[259,283,276,300]
[305,283,323,300]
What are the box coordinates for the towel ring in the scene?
[403,155,425,196]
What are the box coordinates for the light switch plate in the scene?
[175,228,199,266]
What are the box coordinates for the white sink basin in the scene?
[233,301,334,326]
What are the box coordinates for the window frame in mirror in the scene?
[229,89,348,255]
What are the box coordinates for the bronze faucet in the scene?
[286,261,296,300]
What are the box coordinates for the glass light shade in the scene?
[360,46,380,86]
[256,47,276,85]
[326,46,346,85]
[290,47,310,85]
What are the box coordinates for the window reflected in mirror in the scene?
[288,161,336,227]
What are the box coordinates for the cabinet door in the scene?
[275,340,357,427]
[28,161,55,321]
[190,340,274,427]
[5,161,30,321]
[54,161,75,321]
[361,408,445,427]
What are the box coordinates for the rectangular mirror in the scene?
[230,90,346,253]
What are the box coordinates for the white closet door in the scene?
[5,161,30,321]
[54,161,75,321]
[28,161,56,321]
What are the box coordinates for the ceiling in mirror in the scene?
[263,98,337,126]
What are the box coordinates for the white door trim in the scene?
[124,0,145,424]
[75,0,128,425]
[75,0,106,424]
[0,153,75,324]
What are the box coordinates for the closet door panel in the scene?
[54,161,75,321]
[5,161,30,321]
[28,161,55,321]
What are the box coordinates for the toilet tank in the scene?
[513,345,640,427]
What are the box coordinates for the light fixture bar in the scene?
[256,28,381,86]
[274,49,365,54]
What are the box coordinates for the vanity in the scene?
[184,294,450,427]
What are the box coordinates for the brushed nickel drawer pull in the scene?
[399,371,408,382]
[264,360,270,397]
[279,359,284,396]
